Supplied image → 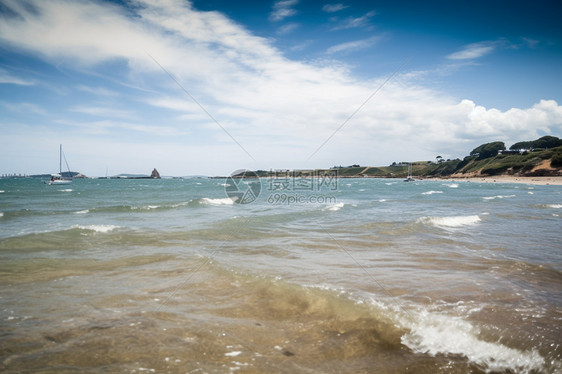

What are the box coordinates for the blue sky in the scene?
[1,0,561,176]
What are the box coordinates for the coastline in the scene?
[428,175,562,186]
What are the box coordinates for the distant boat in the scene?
[404,163,415,182]
[48,145,72,185]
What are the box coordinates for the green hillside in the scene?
[245,136,562,179]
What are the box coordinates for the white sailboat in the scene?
[49,144,72,185]
[404,163,415,182]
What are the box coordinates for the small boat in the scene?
[404,163,415,182]
[48,145,72,185]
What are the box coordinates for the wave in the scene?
[421,190,443,195]
[442,183,459,188]
[70,224,119,233]
[545,204,562,209]
[0,225,122,251]
[87,201,193,213]
[199,197,235,206]
[418,215,481,228]
[482,194,516,200]
[322,202,344,211]
[401,309,545,373]
[58,188,73,192]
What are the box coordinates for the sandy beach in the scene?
[432,175,562,186]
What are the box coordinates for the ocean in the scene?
[0,176,560,373]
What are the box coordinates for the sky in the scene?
[0,0,561,177]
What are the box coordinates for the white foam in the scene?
[546,204,562,209]
[421,190,443,195]
[58,189,73,192]
[419,215,481,228]
[0,190,4,193]
[0,212,3,218]
[200,197,235,206]
[74,209,89,214]
[401,310,545,373]
[323,202,344,211]
[378,199,387,202]
[443,183,459,188]
[482,194,516,200]
[225,351,242,357]
[72,224,119,233]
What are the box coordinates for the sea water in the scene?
[0,177,560,373]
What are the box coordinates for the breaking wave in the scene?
[422,190,443,195]
[401,309,545,373]
[418,215,481,228]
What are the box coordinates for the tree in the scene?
[470,141,506,159]
[509,141,532,150]
[532,136,562,149]
[436,155,443,163]
[510,136,562,150]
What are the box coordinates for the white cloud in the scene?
[70,105,136,119]
[322,3,349,13]
[277,22,299,35]
[0,68,35,85]
[331,10,376,31]
[447,41,497,60]
[269,0,299,22]
[326,36,382,55]
[0,0,560,176]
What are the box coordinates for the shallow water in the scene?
[0,177,560,373]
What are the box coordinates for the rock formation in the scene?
[151,168,161,179]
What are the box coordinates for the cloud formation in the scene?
[269,0,299,22]
[447,41,497,60]
[322,3,349,13]
[331,10,376,31]
[0,0,560,175]
[326,36,382,54]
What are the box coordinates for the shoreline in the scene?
[427,175,562,186]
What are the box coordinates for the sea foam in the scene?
[482,194,516,200]
[401,310,545,373]
[200,197,235,206]
[323,202,344,211]
[421,190,443,195]
[419,215,481,228]
[72,224,119,233]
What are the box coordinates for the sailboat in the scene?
[404,163,415,182]
[48,144,72,185]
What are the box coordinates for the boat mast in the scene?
[59,144,62,174]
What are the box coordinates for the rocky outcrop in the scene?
[151,168,161,179]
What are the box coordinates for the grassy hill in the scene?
[245,138,562,179]
[333,146,562,178]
